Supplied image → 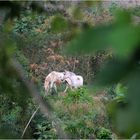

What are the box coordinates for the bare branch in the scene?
[21,106,40,138]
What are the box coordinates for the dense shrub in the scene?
[63,87,92,104]
[13,10,48,35]
[46,86,112,139]
[32,114,57,139]
[96,127,112,139]
[0,95,23,138]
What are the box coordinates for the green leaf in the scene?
[115,10,132,26]
[109,26,140,57]
[64,10,140,58]
[64,25,112,55]
[95,58,133,86]
[51,15,69,33]
[72,8,84,20]
[115,83,127,96]
[116,70,140,134]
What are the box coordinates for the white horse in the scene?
[44,71,64,95]
[63,70,83,92]
[63,70,76,77]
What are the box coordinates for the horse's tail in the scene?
[76,75,83,86]
[44,78,50,95]
[77,76,83,84]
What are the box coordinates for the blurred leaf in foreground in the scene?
[64,9,140,137]
[65,10,140,58]
[115,70,140,136]
[95,58,133,86]
[64,25,111,55]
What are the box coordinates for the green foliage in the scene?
[72,8,84,20]
[49,86,112,139]
[15,49,30,74]
[95,58,132,85]
[64,117,95,138]
[34,121,56,139]
[12,10,51,51]
[0,33,34,139]
[1,106,22,122]
[63,87,92,104]
[0,34,29,105]
[96,127,112,139]
[131,6,140,16]
[0,97,23,138]
[32,114,57,139]
[65,8,140,137]
[65,10,140,58]
[13,10,47,35]
[0,94,11,116]
[64,26,109,55]
[51,15,69,33]
[114,83,127,102]
[109,2,118,15]
[1,1,140,139]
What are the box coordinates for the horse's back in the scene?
[75,75,83,87]
[77,75,83,84]
[67,75,83,88]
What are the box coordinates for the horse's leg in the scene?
[44,81,50,96]
[64,84,73,92]
[54,83,57,93]
[63,78,73,93]
[50,81,57,95]
[46,84,50,95]
[64,85,68,93]
[49,81,54,94]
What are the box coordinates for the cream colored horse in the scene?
[44,71,64,95]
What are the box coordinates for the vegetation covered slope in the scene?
[0,1,140,139]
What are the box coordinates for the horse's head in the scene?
[57,72,65,82]
[63,70,76,80]
[63,70,69,80]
